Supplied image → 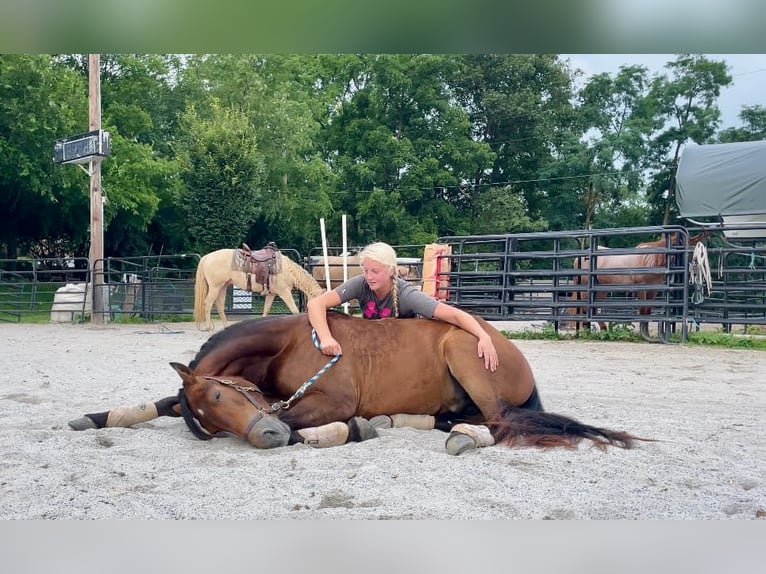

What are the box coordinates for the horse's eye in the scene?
[214,390,221,401]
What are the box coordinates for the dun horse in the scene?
[69,312,647,455]
[194,244,325,331]
[568,231,708,340]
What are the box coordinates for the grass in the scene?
[503,321,766,350]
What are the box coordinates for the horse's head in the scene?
[666,230,710,247]
[689,229,711,246]
[170,362,291,449]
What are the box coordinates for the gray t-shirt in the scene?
[335,275,439,319]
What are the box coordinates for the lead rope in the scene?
[690,242,712,305]
[271,329,341,411]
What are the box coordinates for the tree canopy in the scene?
[0,53,750,259]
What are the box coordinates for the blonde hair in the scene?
[359,242,400,317]
[359,242,398,271]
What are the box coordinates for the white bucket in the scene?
[50,283,92,322]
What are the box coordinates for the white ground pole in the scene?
[342,214,349,314]
[320,218,332,292]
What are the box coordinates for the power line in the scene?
[324,168,644,194]
[732,67,766,77]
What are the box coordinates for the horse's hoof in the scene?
[68,416,97,431]
[369,415,393,429]
[347,417,379,442]
[445,431,476,456]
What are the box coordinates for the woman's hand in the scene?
[319,336,343,356]
[477,334,499,372]
[433,303,499,372]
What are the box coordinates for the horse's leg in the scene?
[369,413,491,454]
[290,417,378,448]
[596,291,607,331]
[564,259,583,330]
[255,382,380,447]
[638,290,661,343]
[194,262,209,330]
[445,423,496,455]
[275,287,301,315]
[368,413,438,430]
[201,283,222,331]
[291,412,453,448]
[262,293,276,317]
[68,396,180,430]
[639,289,653,316]
[439,329,535,454]
[214,286,229,328]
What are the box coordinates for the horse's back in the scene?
[328,313,537,414]
[198,249,235,277]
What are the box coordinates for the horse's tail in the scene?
[193,258,208,328]
[487,402,646,450]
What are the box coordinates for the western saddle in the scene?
[234,242,282,293]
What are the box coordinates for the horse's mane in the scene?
[189,311,360,369]
[283,257,325,298]
[189,315,288,369]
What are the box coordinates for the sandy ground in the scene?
[0,318,764,520]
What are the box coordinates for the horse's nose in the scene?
[246,417,291,449]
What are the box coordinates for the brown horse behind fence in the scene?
[194,245,325,331]
[567,231,708,335]
[69,312,649,455]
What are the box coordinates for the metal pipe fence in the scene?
[3,226,766,340]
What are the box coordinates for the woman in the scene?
[307,242,499,371]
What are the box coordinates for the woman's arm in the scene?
[432,302,499,372]
[307,289,344,356]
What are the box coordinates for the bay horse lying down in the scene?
[69,312,647,455]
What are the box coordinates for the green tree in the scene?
[52,54,184,257]
[97,54,185,256]
[550,64,654,231]
[0,54,88,258]
[176,54,336,253]
[643,54,732,224]
[717,105,766,142]
[323,54,494,243]
[176,101,266,252]
[450,54,578,231]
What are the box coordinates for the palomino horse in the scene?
[569,231,709,341]
[68,312,646,455]
[194,245,325,331]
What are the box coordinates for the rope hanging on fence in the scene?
[690,242,712,305]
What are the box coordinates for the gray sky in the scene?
[563,54,766,128]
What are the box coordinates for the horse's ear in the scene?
[170,362,196,387]
[169,362,190,376]
[689,230,709,246]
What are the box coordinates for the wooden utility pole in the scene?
[88,54,104,324]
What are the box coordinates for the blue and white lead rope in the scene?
[272,329,341,411]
